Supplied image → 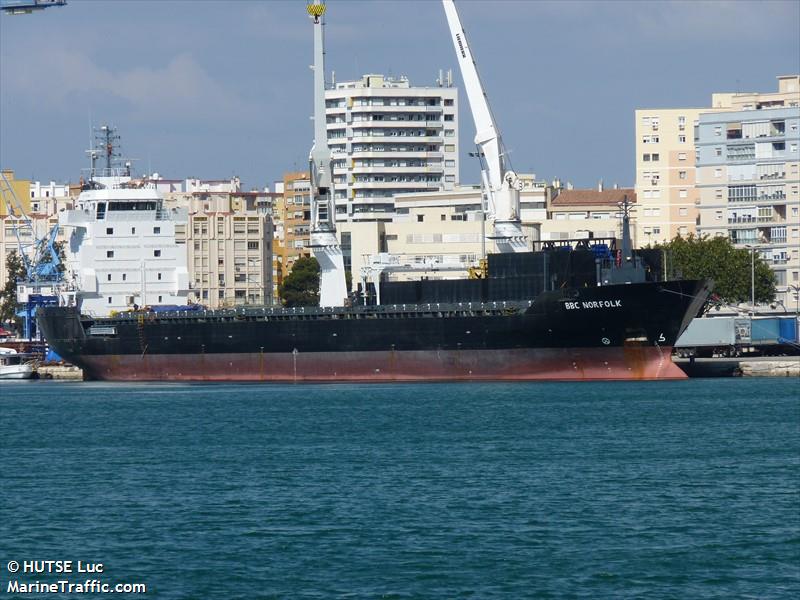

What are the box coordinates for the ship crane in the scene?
[307,0,348,307]
[442,0,527,253]
[0,171,61,284]
[1,0,66,15]
[0,171,63,338]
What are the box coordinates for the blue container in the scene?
[778,318,798,343]
[751,318,781,343]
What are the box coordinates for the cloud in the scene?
[2,46,255,121]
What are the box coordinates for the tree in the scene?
[279,256,320,307]
[657,234,776,304]
[0,250,24,326]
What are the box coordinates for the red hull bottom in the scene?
[78,347,686,381]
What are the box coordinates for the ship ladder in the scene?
[137,313,147,355]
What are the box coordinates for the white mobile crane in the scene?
[307,0,348,307]
[442,0,527,253]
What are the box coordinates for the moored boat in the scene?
[0,347,37,380]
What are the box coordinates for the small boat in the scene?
[0,347,37,380]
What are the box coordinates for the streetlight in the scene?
[744,244,756,316]
[789,284,800,318]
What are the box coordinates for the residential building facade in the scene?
[542,186,635,246]
[177,191,275,308]
[326,73,459,223]
[634,108,706,246]
[695,85,800,308]
[272,172,312,302]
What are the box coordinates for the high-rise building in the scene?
[272,172,312,302]
[634,108,708,247]
[326,73,459,223]
[635,76,800,308]
[695,76,800,309]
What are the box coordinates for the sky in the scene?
[1,0,798,191]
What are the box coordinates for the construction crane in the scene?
[442,0,527,253]
[306,0,348,307]
[1,0,66,15]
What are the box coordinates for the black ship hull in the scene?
[38,280,710,382]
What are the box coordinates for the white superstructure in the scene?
[59,171,190,316]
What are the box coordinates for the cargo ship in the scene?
[37,241,711,382]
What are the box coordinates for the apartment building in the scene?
[271,173,313,301]
[541,186,634,246]
[326,73,459,223]
[634,109,706,246]
[695,75,800,308]
[172,190,275,308]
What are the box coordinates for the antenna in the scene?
[95,124,121,171]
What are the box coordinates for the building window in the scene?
[679,171,687,179]
[679,189,688,198]
[154,250,161,257]
[157,273,162,281]
[679,208,688,216]
[652,153,659,161]
[444,114,454,121]
[715,147,722,157]
[643,154,650,162]
[107,274,112,281]
[678,153,686,161]
[158,295,163,303]
[678,135,686,143]
[445,160,455,167]
[106,227,113,235]
[154,226,161,234]
[653,227,661,234]
[714,168,722,178]
[444,99,454,106]
[106,250,114,258]
[715,126,722,136]
[107,297,113,304]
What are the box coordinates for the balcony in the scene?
[349,104,441,113]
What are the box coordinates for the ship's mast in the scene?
[307,0,347,307]
[97,124,121,172]
[442,0,527,253]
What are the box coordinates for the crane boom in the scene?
[442,0,527,253]
[307,0,347,307]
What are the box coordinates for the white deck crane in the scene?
[442,0,527,253]
[307,0,348,307]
